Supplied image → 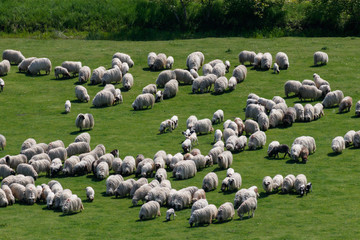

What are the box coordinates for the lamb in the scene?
[120,156,136,175]
[313,103,324,120]
[273,63,280,74]
[272,174,284,191]
[228,172,242,191]
[0,164,15,179]
[1,185,15,205]
[85,186,95,202]
[173,160,197,180]
[189,204,218,227]
[194,118,213,135]
[66,142,90,157]
[54,66,71,79]
[62,194,84,214]
[101,66,122,85]
[202,172,218,192]
[166,208,176,221]
[9,183,26,202]
[122,73,134,90]
[218,151,233,169]
[48,147,67,161]
[339,96,352,113]
[186,51,204,71]
[216,202,235,222]
[61,61,82,76]
[269,109,284,128]
[322,90,344,108]
[275,52,289,69]
[298,85,322,101]
[262,176,273,193]
[253,52,263,68]
[113,52,134,68]
[344,130,356,147]
[268,144,290,158]
[237,197,257,220]
[16,164,38,180]
[139,201,161,220]
[163,79,179,99]
[75,85,90,102]
[75,113,94,131]
[191,198,208,214]
[78,66,91,83]
[294,174,307,196]
[212,109,224,124]
[284,80,302,97]
[314,51,328,65]
[239,50,256,65]
[304,104,315,122]
[90,66,106,85]
[248,131,266,150]
[132,93,155,110]
[0,60,10,76]
[331,136,345,153]
[261,52,272,70]
[156,70,176,87]
[3,49,25,64]
[214,76,228,94]
[282,174,296,193]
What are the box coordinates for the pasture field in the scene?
[0,37,359,240]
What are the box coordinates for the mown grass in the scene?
[0,37,360,240]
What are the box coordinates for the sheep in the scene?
[155,168,167,183]
[212,109,224,124]
[339,96,352,113]
[66,142,90,157]
[257,112,269,131]
[245,104,264,120]
[53,188,72,209]
[26,58,51,75]
[78,66,91,83]
[169,153,183,170]
[282,174,296,193]
[63,100,71,114]
[145,186,171,206]
[186,115,198,130]
[132,93,155,110]
[90,66,106,85]
[112,58,122,69]
[216,202,235,222]
[253,52,263,68]
[322,90,344,108]
[214,76,228,94]
[303,104,315,122]
[0,134,6,151]
[113,52,134,68]
[24,183,37,205]
[120,156,136,176]
[1,185,15,205]
[62,194,84,214]
[262,176,273,193]
[18,57,36,72]
[105,174,124,196]
[331,136,345,153]
[170,115,178,129]
[130,178,148,198]
[1,174,34,187]
[0,188,8,207]
[5,154,27,171]
[101,66,122,85]
[0,60,10,76]
[313,103,324,120]
[114,179,136,198]
[163,79,179,99]
[202,172,218,192]
[313,73,330,88]
[284,80,302,97]
[166,208,176,221]
[83,187,95,202]
[48,147,67,161]
[9,158,30,176]
[248,131,266,150]
[156,70,176,88]
[292,103,304,122]
[218,151,233,169]
[190,69,199,78]
[98,153,115,170]
[174,69,194,85]
[239,50,256,65]
[354,100,360,116]
[75,85,90,102]
[191,198,208,214]
[268,144,290,159]
[202,63,213,76]
[54,66,71,79]
[3,49,25,64]
[213,129,223,143]
[208,146,224,165]
[228,172,242,191]
[152,53,167,71]
[226,135,241,152]
[292,136,316,154]
[273,63,280,74]
[139,201,161,220]
[272,174,284,192]
[122,73,134,91]
[62,156,80,176]
[344,130,356,147]
[9,183,26,202]
[237,197,257,220]
[0,164,15,179]
[173,160,197,180]
[314,51,328,65]
[294,174,307,196]
[31,159,50,175]
[298,85,322,101]
[319,84,331,98]
[194,118,213,135]
[192,189,206,203]
[21,145,44,160]
[228,77,237,91]
[75,113,94,131]
[261,52,272,70]
[302,79,316,86]
[212,62,226,78]
[269,109,284,128]
[61,61,82,76]
[132,183,156,206]
[275,52,289,69]
[354,131,360,148]
[189,204,218,227]
[186,51,204,71]
[142,84,157,95]
[49,158,63,177]
[93,89,116,107]
[147,52,156,69]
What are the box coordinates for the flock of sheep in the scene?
[0,46,358,226]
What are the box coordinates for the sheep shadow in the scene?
[221,190,237,195]
[25,73,51,78]
[70,130,90,135]
[212,167,225,173]
[86,175,104,182]
[142,67,151,72]
[284,95,298,100]
[310,64,326,68]
[61,111,70,115]
[285,159,304,164]
[351,115,359,119]
[59,212,81,217]
[327,152,341,157]
[135,218,159,222]
[258,192,270,199]
[73,81,88,85]
[336,111,350,115]
[70,99,84,104]
[264,156,287,161]
[213,219,233,224]
[234,216,252,221]
[293,100,315,104]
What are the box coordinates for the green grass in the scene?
[0,37,360,240]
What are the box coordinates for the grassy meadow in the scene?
[0,37,359,239]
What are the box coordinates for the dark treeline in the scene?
[0,0,359,40]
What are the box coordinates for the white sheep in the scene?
[191,198,208,214]
[261,52,272,70]
[50,158,63,177]
[213,129,223,143]
[238,50,256,65]
[62,156,80,176]
[31,159,50,175]
[275,52,289,69]
[0,134,6,150]
[262,176,273,193]
[186,51,204,71]
[272,174,283,191]
[115,179,135,198]
[27,58,52,75]
[9,183,26,202]
[244,119,260,136]
[1,174,34,187]
[166,208,176,221]
[292,136,316,154]
[75,113,94,131]
[331,136,345,153]
[147,52,156,69]
[313,103,324,120]
[218,151,233,169]
[212,109,224,124]
[355,100,360,116]
[75,85,90,102]
[344,130,356,147]
[339,96,352,113]
[322,90,344,108]
[173,160,197,180]
[105,174,124,196]
[101,66,122,85]
[228,172,242,191]
[202,172,218,192]
[253,52,263,68]
[93,89,116,107]
[78,66,91,83]
[90,66,106,85]
[269,109,284,128]
[18,57,36,72]
[304,104,315,122]
[155,70,176,87]
[163,79,179,99]
[142,83,157,95]
[189,204,217,227]
[208,146,223,165]
[298,85,322,101]
[121,156,136,175]
[192,189,206,203]
[132,93,155,110]
[1,185,15,205]
[257,112,269,131]
[194,118,213,135]
[186,115,198,130]
[294,174,307,196]
[0,188,8,207]
[202,63,213,76]
[228,77,237,91]
[139,200,161,220]
[54,66,71,79]
[284,80,302,97]
[190,69,199,78]
[152,53,167,71]
[245,104,265,120]
[273,63,280,74]
[113,52,134,68]
[174,69,194,85]
[302,79,316,86]
[0,164,15,179]
[122,73,134,90]
[237,197,257,220]
[61,61,82,76]
[166,56,174,69]
[294,103,305,121]
[216,202,235,222]
[64,100,71,114]
[314,51,328,65]
[155,168,167,183]
[16,164,38,180]
[48,147,67,161]
[248,131,266,150]
[313,73,330,88]
[3,49,25,64]
[212,62,226,78]
[214,76,228,94]
[62,194,84,214]
[24,183,37,205]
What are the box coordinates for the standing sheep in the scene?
[261,52,272,70]
[142,84,157,95]
[344,130,356,147]
[156,70,176,88]
[163,79,179,99]
[0,134,6,150]
[331,136,345,153]
[237,197,257,220]
[218,151,233,169]
[75,85,90,102]
[216,202,235,222]
[101,66,122,85]
[282,174,296,193]
[85,186,95,202]
[27,58,52,75]
[238,50,256,65]
[62,194,84,214]
[78,66,91,83]
[90,66,106,85]
[113,52,134,68]
[122,73,134,91]
[202,172,218,192]
[139,201,161,220]
[189,204,218,227]
[212,109,224,124]
[294,174,307,196]
[186,51,204,71]
[18,57,36,72]
[106,174,124,196]
[275,52,289,69]
[54,66,71,79]
[166,208,176,221]
[262,176,273,193]
[62,61,82,76]
[314,51,328,65]
[65,100,71,113]
[132,93,155,110]
[93,89,116,107]
[322,90,344,108]
[3,49,25,64]
[194,119,213,135]
[339,96,352,113]
[248,131,266,150]
[284,80,302,97]
[272,174,284,191]
[173,160,197,180]
[214,77,228,94]
[75,113,94,131]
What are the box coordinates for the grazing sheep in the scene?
[142,84,157,95]
[101,66,122,85]
[214,129,223,143]
[64,100,71,113]
[122,73,134,90]
[0,134,6,150]
[292,136,316,154]
[239,50,256,65]
[26,58,51,75]
[85,186,94,202]
[106,174,124,196]
[282,174,296,193]
[192,189,206,203]
[189,204,217,227]
[273,63,280,74]
[202,172,218,192]
[21,145,44,160]
[212,62,226,78]
[115,179,135,198]
[218,151,233,169]
[75,113,94,131]
[191,198,208,214]
[66,142,90,157]
[284,80,302,97]
[132,183,156,206]
[262,176,273,193]
[314,51,328,65]
[61,61,82,76]
[78,66,91,83]
[74,133,91,144]
[156,70,176,88]
[24,183,37,205]
[269,109,284,128]
[155,168,167,183]
[132,93,155,110]
[214,76,228,94]
[332,136,345,153]
[257,112,269,131]
[3,49,25,64]
[208,146,223,165]
[248,131,266,150]
[294,103,305,122]
[194,118,213,135]
[322,90,344,108]
[313,103,324,120]
[228,77,237,91]
[48,147,67,161]
[62,194,84,214]
[6,154,27,170]
[268,144,290,158]
[237,197,257,220]
[159,119,174,134]
[313,73,330,88]
[261,52,272,70]
[228,172,242,191]
[145,186,170,206]
[344,130,356,147]
[152,53,167,71]
[212,109,224,124]
[267,141,280,157]
[75,85,90,102]
[339,96,352,113]
[253,52,263,68]
[275,52,289,69]
[0,164,15,179]
[298,85,322,101]
[130,178,148,198]
[10,183,26,202]
[304,104,315,122]
[174,69,194,85]
[190,68,198,78]
[93,89,116,107]
[173,160,197,180]
[31,159,50,175]
[294,174,307,196]
[62,156,80,176]
[272,174,283,191]
[186,51,204,71]
[90,66,106,85]
[354,131,360,148]
[139,201,161,220]
[166,208,176,221]
[302,79,316,86]
[147,52,156,69]
[245,104,265,121]
[1,174,34,187]
[120,156,136,176]
[54,66,71,79]
[163,79,179,99]
[186,115,198,130]
[113,52,134,68]
[18,57,36,72]
[49,158,63,177]
[0,188,8,207]
[1,185,15,205]
[217,202,235,222]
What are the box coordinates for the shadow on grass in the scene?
[70,130,91,135]
[310,64,326,68]
[50,76,75,81]
[264,156,287,161]
[284,95,298,99]
[135,218,158,222]
[234,216,252,221]
[213,219,233,224]
[59,212,81,217]
[350,115,359,119]
[221,190,237,195]
[86,174,104,182]
[70,99,84,104]
[210,89,232,96]
[285,159,303,164]
[327,152,341,157]
[212,167,225,173]
[336,111,350,115]
[73,81,87,85]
